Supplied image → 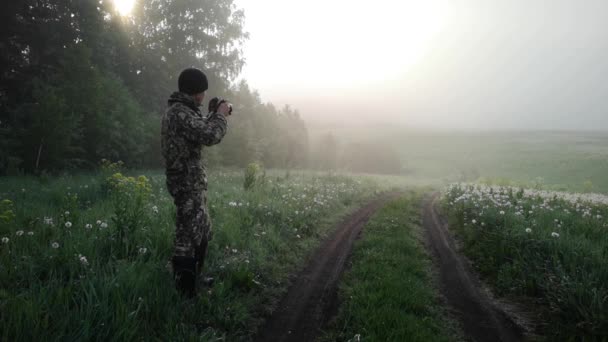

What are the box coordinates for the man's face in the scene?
[194,91,206,106]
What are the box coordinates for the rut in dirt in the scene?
[255,193,400,342]
[423,194,524,342]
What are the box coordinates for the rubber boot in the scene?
[172,256,197,298]
[194,240,208,271]
[195,241,215,287]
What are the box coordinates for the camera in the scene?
[208,97,232,115]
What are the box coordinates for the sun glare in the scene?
[237,0,450,90]
[113,0,135,16]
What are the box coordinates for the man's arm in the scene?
[179,110,228,146]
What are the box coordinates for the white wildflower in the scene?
[1,237,9,244]
[100,222,108,229]
[16,230,24,236]
[27,231,34,236]
[138,247,147,254]
[472,219,477,224]
[44,217,54,225]
[551,232,560,238]
[499,210,505,215]
[232,248,238,253]
[78,254,89,266]
[152,206,159,214]
[296,234,301,239]
[65,221,72,228]
[51,242,60,249]
[85,224,92,229]
[525,228,532,233]
[229,201,237,207]
[96,220,102,225]
[64,211,70,216]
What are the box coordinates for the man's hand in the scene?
[217,102,232,117]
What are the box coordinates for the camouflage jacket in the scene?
[161,92,228,193]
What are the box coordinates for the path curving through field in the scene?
[255,193,401,342]
[423,193,524,342]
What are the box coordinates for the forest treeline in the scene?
[0,0,402,175]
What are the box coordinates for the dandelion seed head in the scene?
[51,242,60,249]
[65,221,72,228]
[16,230,24,236]
[78,254,88,266]
[1,237,9,244]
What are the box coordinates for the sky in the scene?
[233,0,608,130]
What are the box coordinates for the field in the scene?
[0,168,395,340]
[2,131,608,341]
[311,128,608,193]
[442,183,608,339]
[321,192,457,342]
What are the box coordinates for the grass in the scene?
[310,128,608,193]
[321,191,458,342]
[442,184,608,340]
[0,167,393,341]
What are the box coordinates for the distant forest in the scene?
[0,0,402,175]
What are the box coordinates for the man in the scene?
[161,67,231,296]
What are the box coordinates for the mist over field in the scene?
[2,1,608,341]
[2,0,608,181]
[236,0,608,131]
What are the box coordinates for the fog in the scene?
[236,0,608,131]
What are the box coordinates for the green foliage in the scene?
[322,194,455,342]
[0,169,381,340]
[14,77,83,172]
[106,173,152,259]
[443,184,608,340]
[100,159,125,175]
[243,163,262,190]
[0,200,16,230]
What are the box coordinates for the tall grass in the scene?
[0,169,384,340]
[322,192,457,342]
[443,184,608,340]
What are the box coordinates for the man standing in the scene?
[161,68,231,296]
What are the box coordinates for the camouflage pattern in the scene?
[161,92,228,258]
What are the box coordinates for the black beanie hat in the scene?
[178,68,208,95]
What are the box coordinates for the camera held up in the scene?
[208,97,233,116]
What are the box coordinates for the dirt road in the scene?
[255,193,400,342]
[423,194,524,342]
